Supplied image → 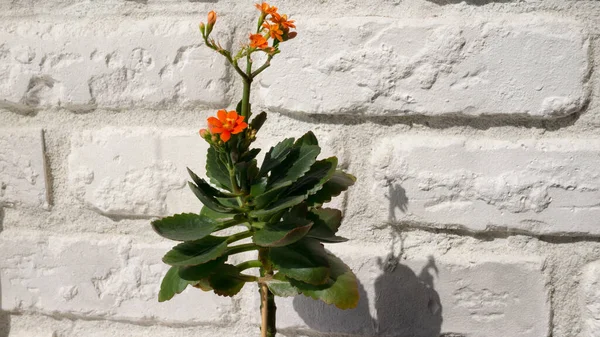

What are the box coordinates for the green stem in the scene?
[238,274,258,282]
[251,55,273,78]
[227,243,259,255]
[236,260,262,271]
[258,249,276,337]
[226,231,253,244]
[241,57,253,119]
[219,217,248,230]
[228,166,240,194]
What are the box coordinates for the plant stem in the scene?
[236,260,262,271]
[260,283,276,337]
[241,56,253,119]
[251,55,273,78]
[226,231,253,244]
[258,248,276,337]
[226,243,258,255]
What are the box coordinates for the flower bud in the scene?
[207,11,217,25]
[287,31,297,39]
[206,11,217,36]
[199,128,209,138]
[199,22,206,36]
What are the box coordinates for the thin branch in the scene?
[251,54,274,78]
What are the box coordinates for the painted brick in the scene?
[259,16,590,118]
[0,128,48,208]
[361,135,600,235]
[68,126,343,217]
[0,230,235,324]
[68,127,208,217]
[581,260,600,337]
[0,17,230,112]
[269,244,549,337]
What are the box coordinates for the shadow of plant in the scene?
[292,253,443,336]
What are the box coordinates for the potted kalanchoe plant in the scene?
[151,3,359,336]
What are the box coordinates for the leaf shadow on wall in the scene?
[386,182,408,222]
[289,181,444,336]
[0,208,10,337]
[291,255,443,336]
[426,0,514,5]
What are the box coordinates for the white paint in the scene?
[0,128,48,208]
[260,16,590,118]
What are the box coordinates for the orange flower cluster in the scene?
[250,2,296,49]
[201,110,248,143]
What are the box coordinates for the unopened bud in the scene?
[205,11,217,36]
[211,135,218,142]
[199,22,206,36]
[199,128,209,138]
[207,11,217,26]
[287,31,297,39]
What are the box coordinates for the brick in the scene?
[0,128,48,208]
[581,260,600,337]
[68,126,343,217]
[360,135,600,236]
[260,16,590,118]
[0,17,230,112]
[5,313,254,337]
[270,244,549,337]
[0,230,235,324]
[68,127,208,217]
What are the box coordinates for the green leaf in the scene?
[260,138,295,177]
[178,257,228,281]
[304,208,348,243]
[158,266,190,302]
[215,196,243,210]
[267,144,321,190]
[290,252,359,310]
[192,278,213,291]
[206,148,232,191]
[253,217,313,247]
[285,157,337,197]
[163,236,228,266]
[240,148,261,163]
[250,178,268,197]
[249,195,306,218]
[250,111,267,133]
[189,181,234,213]
[151,213,219,241]
[208,264,246,297]
[200,206,234,222]
[306,171,356,207]
[270,238,330,285]
[235,160,259,193]
[266,273,300,297]
[295,131,319,146]
[253,184,288,210]
[309,208,342,233]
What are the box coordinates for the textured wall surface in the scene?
[1,0,599,336]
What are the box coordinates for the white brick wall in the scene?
[1,0,600,336]
[260,16,590,118]
[0,128,48,209]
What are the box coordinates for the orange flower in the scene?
[262,22,283,42]
[272,14,295,30]
[249,34,269,49]
[207,11,217,25]
[255,2,278,15]
[207,110,248,142]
